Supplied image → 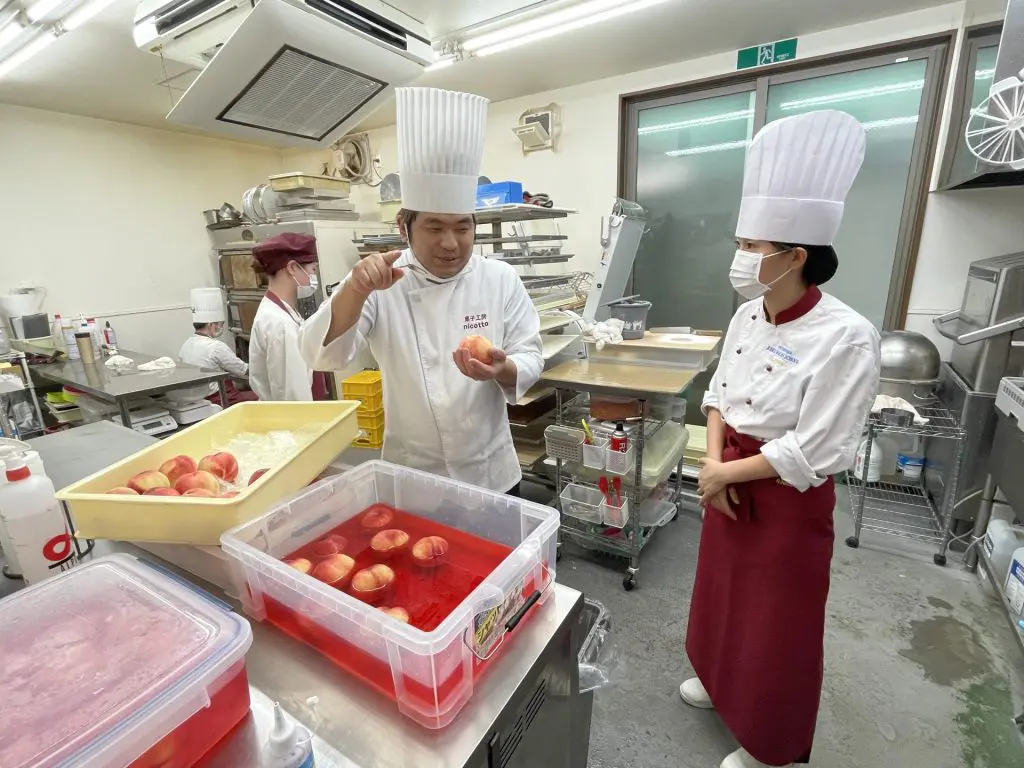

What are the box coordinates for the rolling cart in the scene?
[845,400,966,566]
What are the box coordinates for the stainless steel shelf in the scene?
[847,477,944,543]
[475,234,568,244]
[870,401,965,438]
[474,205,575,224]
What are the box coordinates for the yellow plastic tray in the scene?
[56,401,360,546]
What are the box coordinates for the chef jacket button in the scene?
[736,348,742,354]
[751,314,757,320]
[746,399,753,405]
[721,382,727,388]
[766,365,773,373]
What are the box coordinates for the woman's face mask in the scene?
[291,264,320,319]
[729,247,793,300]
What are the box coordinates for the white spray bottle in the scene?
[262,702,314,768]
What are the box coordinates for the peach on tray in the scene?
[311,535,348,559]
[128,470,170,494]
[144,487,181,497]
[158,455,197,485]
[174,470,220,495]
[370,529,409,559]
[220,491,240,499]
[198,452,239,483]
[249,469,270,485]
[379,606,410,624]
[360,506,395,532]
[106,487,139,495]
[182,489,217,498]
[350,564,395,604]
[312,554,355,587]
[285,557,313,575]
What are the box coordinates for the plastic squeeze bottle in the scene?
[0,456,78,584]
[262,702,315,768]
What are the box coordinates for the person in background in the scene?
[298,87,543,495]
[178,288,257,406]
[681,111,882,768]
[248,233,330,401]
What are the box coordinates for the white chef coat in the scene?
[249,294,314,401]
[702,287,881,491]
[178,334,248,396]
[299,250,543,492]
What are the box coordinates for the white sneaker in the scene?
[720,747,792,768]
[678,677,713,709]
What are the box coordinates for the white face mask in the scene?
[729,248,792,300]
[293,268,319,299]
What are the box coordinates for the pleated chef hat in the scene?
[736,110,866,246]
[397,87,489,214]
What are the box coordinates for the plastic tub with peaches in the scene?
[0,553,252,768]
[221,460,559,729]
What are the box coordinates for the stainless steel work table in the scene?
[31,348,229,428]
[7,422,590,768]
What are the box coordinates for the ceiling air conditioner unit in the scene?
[134,0,432,147]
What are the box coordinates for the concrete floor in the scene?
[541,484,1024,768]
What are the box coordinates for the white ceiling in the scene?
[0,0,950,140]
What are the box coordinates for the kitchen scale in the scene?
[157,396,221,426]
[110,405,178,437]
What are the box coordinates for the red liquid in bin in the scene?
[131,663,251,768]
[266,504,546,714]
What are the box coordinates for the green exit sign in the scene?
[737,38,798,70]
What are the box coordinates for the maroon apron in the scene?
[686,426,835,766]
[264,291,331,401]
[207,380,259,407]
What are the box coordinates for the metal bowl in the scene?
[880,331,941,381]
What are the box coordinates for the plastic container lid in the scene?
[0,553,252,768]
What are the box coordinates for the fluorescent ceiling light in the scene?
[664,115,920,156]
[779,80,925,110]
[466,0,672,57]
[62,0,118,30]
[0,28,56,79]
[0,18,24,48]
[26,0,64,22]
[639,109,754,135]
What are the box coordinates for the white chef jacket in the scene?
[249,294,314,401]
[178,334,248,396]
[298,250,543,492]
[702,287,881,492]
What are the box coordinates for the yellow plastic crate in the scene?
[343,370,384,412]
[56,401,360,546]
[356,407,385,431]
[353,422,384,449]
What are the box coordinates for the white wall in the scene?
[0,104,285,357]
[284,0,1018,351]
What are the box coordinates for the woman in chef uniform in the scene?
[681,111,882,768]
[179,287,258,405]
[248,233,330,401]
[298,87,543,494]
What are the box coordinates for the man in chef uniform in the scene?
[681,111,881,768]
[299,87,543,494]
[249,233,330,402]
[178,288,258,405]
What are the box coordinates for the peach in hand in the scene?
[312,554,355,587]
[360,505,395,532]
[106,487,139,495]
[128,470,170,494]
[459,335,494,364]
[311,534,348,559]
[371,529,410,559]
[379,606,410,624]
[158,455,198,485]
[145,487,181,496]
[198,452,239,483]
[412,536,449,569]
[183,488,217,498]
[174,470,220,495]
[285,557,313,575]
[350,564,395,604]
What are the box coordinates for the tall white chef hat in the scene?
[397,87,489,214]
[190,287,226,324]
[736,110,866,246]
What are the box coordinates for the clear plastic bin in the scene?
[601,498,630,529]
[582,437,609,470]
[605,444,636,476]
[221,461,558,730]
[560,483,605,523]
[0,553,252,768]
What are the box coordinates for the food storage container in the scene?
[0,553,252,768]
[57,402,359,545]
[221,461,559,729]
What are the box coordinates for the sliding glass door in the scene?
[624,43,947,332]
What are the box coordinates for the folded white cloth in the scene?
[871,394,929,425]
[581,318,625,350]
[105,355,135,369]
[137,356,176,372]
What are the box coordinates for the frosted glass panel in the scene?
[765,59,928,328]
[632,92,756,332]
[950,45,999,182]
